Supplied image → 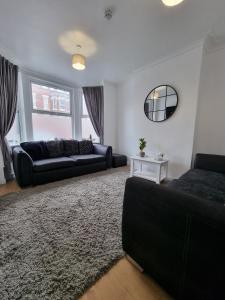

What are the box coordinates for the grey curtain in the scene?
[0,55,18,181]
[82,86,104,144]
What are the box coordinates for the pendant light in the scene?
[72,45,86,71]
[161,0,184,6]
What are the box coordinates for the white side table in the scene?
[130,156,168,184]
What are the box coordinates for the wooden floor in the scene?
[80,258,171,300]
[0,180,21,196]
[0,181,171,300]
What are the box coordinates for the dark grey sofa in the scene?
[122,153,225,300]
[12,140,112,187]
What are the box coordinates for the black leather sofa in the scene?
[12,139,112,187]
[122,154,225,300]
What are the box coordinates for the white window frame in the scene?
[32,92,37,109]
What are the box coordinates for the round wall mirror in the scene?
[144,85,178,122]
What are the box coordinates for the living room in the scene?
[0,0,225,299]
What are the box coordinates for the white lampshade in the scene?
[72,54,86,70]
[161,0,184,6]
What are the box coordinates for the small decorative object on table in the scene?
[112,154,127,168]
[139,138,147,157]
[155,152,165,161]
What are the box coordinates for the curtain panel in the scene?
[82,86,104,144]
[0,55,18,181]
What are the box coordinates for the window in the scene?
[59,98,66,112]
[31,83,72,140]
[7,111,21,146]
[42,95,49,111]
[52,96,58,111]
[81,95,99,142]
[33,92,37,109]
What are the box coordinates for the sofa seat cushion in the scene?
[33,157,75,172]
[168,169,225,204]
[180,169,225,193]
[69,154,105,166]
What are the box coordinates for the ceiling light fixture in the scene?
[153,91,160,100]
[161,0,184,6]
[72,45,86,70]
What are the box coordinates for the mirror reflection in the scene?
[144,85,178,122]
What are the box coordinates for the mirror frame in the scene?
[144,84,179,123]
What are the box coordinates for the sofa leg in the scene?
[125,254,144,273]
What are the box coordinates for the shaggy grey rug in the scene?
[0,168,128,300]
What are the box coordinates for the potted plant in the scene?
[139,138,147,157]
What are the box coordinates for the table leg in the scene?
[130,159,134,177]
[165,162,168,179]
[156,164,161,184]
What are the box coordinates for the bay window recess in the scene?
[7,77,101,145]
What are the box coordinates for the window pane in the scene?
[32,113,72,140]
[82,117,99,143]
[31,83,71,114]
[7,112,21,146]
[82,95,88,115]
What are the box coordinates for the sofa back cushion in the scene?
[46,140,64,158]
[194,153,225,174]
[63,140,79,156]
[79,140,94,155]
[21,141,48,161]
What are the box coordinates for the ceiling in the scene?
[0,0,225,86]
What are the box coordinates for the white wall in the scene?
[117,45,204,178]
[194,46,225,156]
[104,81,118,151]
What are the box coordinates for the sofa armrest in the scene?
[93,144,112,168]
[194,153,225,174]
[122,177,225,298]
[12,146,33,187]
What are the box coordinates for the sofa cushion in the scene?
[69,154,105,166]
[46,140,64,158]
[168,169,225,204]
[33,157,75,172]
[63,140,79,156]
[180,169,225,193]
[21,141,48,161]
[79,140,94,155]
[194,153,225,174]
